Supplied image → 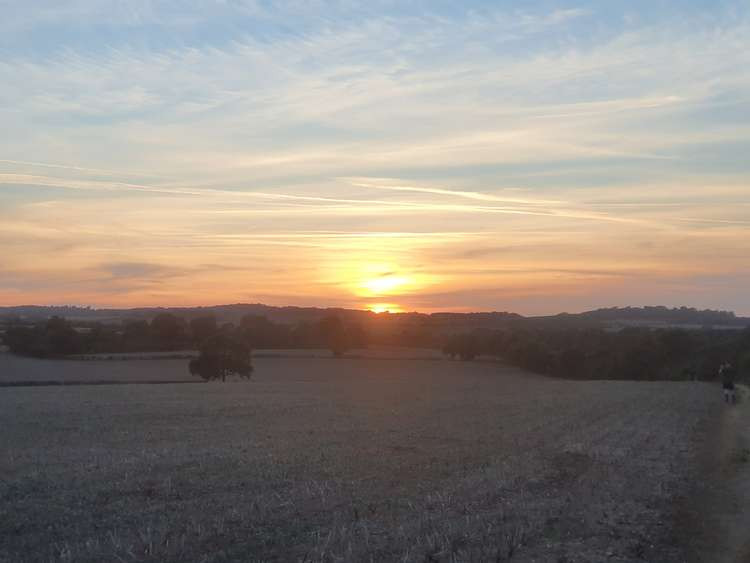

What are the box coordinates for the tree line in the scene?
[4,313,750,382]
[2,313,365,359]
[442,326,750,381]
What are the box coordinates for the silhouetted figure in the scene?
[719,362,736,404]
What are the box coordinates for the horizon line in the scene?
[0,302,746,319]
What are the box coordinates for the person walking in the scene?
[720,362,737,404]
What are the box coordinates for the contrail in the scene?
[344,178,566,205]
[0,173,646,225]
[0,159,163,178]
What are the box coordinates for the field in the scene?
[0,348,444,384]
[0,353,194,384]
[0,354,722,562]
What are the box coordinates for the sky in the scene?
[1,1,749,315]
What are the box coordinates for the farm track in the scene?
[679,386,750,563]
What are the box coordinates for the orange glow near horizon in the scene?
[2,5,750,317]
[367,303,403,314]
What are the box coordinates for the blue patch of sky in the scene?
[0,183,175,203]
[2,1,746,60]
[669,141,750,174]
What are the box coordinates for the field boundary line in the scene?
[0,380,203,388]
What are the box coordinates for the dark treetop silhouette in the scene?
[189,333,253,382]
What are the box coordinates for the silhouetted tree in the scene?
[3,317,82,357]
[442,338,459,359]
[44,316,82,355]
[442,333,481,361]
[659,329,694,362]
[239,314,287,348]
[4,325,41,356]
[557,347,586,378]
[87,322,120,353]
[122,319,152,350]
[319,315,350,357]
[190,315,218,345]
[348,322,369,348]
[189,334,253,382]
[290,321,316,348]
[150,313,186,350]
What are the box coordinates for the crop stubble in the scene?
[0,357,717,562]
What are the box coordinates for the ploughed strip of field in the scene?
[0,358,720,562]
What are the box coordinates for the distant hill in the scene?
[0,303,747,329]
[570,306,747,327]
[0,304,357,325]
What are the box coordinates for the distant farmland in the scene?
[0,353,194,384]
[0,349,445,385]
[0,356,718,562]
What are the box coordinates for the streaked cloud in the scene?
[0,1,748,314]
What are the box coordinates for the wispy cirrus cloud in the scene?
[0,2,748,312]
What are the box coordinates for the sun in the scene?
[368,303,402,314]
[361,275,411,296]
[334,263,435,308]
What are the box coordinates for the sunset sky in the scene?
[1,1,748,315]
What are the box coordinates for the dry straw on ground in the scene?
[0,356,717,562]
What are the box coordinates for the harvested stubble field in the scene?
[0,355,720,562]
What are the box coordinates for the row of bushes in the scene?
[6,313,749,382]
[2,314,365,358]
[443,326,750,380]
